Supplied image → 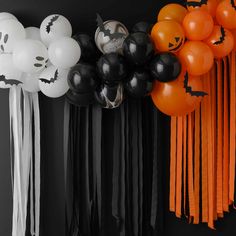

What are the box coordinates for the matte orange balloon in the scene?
[216,0,236,29]
[151,21,185,52]
[186,0,220,16]
[151,71,204,116]
[157,3,188,23]
[179,41,214,76]
[231,29,236,51]
[183,10,214,40]
[205,25,234,58]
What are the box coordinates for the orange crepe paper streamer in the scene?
[183,116,187,217]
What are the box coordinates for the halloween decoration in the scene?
[183,10,214,40]
[25,27,41,41]
[151,20,185,52]
[95,14,129,54]
[123,32,154,66]
[40,14,72,46]
[97,52,128,84]
[186,0,220,16]
[149,52,182,82]
[0,19,25,53]
[157,3,188,23]
[131,21,153,34]
[48,37,81,69]
[21,71,41,93]
[205,25,234,58]
[39,66,69,98]
[216,0,236,29]
[124,69,153,97]
[0,12,17,21]
[179,41,214,76]
[13,39,48,73]
[66,90,95,106]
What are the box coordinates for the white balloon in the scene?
[40,14,72,47]
[0,54,22,89]
[39,65,69,98]
[0,19,26,53]
[13,39,48,73]
[48,37,81,69]
[21,71,41,93]
[0,12,17,22]
[25,27,41,41]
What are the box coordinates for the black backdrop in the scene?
[0,0,236,235]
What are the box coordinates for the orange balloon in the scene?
[151,21,185,52]
[183,10,214,40]
[179,41,214,76]
[231,29,236,51]
[151,71,204,116]
[216,0,236,29]
[205,25,234,58]
[157,3,188,23]
[186,0,220,17]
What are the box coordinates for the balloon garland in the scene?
[0,0,235,235]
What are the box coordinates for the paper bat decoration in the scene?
[46,15,59,33]
[183,72,208,97]
[39,69,59,84]
[186,0,207,7]
[213,27,226,45]
[231,0,236,10]
[0,75,22,86]
[96,13,125,40]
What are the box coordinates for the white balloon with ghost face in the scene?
[0,12,17,22]
[40,14,72,47]
[48,37,81,69]
[0,19,26,53]
[25,27,41,41]
[13,39,48,73]
[95,20,129,54]
[39,65,69,98]
[0,54,22,89]
[21,71,41,93]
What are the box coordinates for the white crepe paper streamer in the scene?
[9,85,41,236]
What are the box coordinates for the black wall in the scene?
[0,0,236,236]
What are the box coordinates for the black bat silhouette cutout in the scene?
[185,0,207,7]
[46,15,60,33]
[213,26,226,45]
[96,13,126,40]
[183,72,208,97]
[0,75,22,86]
[40,69,59,84]
[231,0,236,10]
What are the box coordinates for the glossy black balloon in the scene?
[67,63,99,93]
[123,32,154,66]
[132,21,153,34]
[149,52,182,82]
[96,53,128,84]
[94,83,124,109]
[73,33,100,63]
[66,90,95,106]
[124,69,153,98]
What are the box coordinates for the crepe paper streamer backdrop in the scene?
[9,86,40,236]
[169,51,236,229]
[64,97,166,236]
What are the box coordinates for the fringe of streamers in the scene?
[65,97,165,236]
[10,86,40,236]
[169,51,236,228]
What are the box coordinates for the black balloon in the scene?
[149,52,182,82]
[123,32,154,66]
[73,33,100,63]
[94,83,124,109]
[124,69,153,97]
[97,53,128,84]
[132,21,153,34]
[66,90,95,106]
[67,63,99,93]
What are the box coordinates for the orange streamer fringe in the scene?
[169,51,236,228]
